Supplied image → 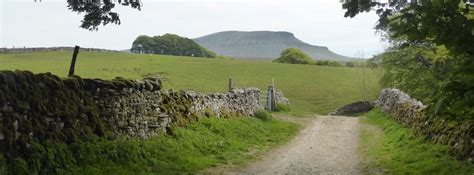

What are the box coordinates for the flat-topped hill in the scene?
[194,31,356,61]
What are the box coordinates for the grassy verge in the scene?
[4,117,299,174]
[359,109,474,174]
[16,118,299,174]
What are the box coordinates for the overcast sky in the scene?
[1,0,387,57]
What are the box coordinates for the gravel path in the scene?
[227,115,361,175]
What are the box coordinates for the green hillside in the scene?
[0,51,380,114]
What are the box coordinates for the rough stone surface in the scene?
[329,101,374,116]
[185,88,261,118]
[375,88,474,163]
[275,91,290,106]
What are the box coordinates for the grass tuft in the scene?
[254,110,273,121]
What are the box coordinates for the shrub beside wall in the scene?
[375,88,474,162]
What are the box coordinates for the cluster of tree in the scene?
[272,48,348,67]
[130,34,217,58]
[343,0,474,119]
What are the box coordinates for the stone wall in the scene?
[328,101,374,116]
[275,91,290,106]
[375,88,474,162]
[186,88,261,118]
[0,47,120,54]
[0,70,261,162]
[90,87,261,139]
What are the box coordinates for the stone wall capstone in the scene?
[0,70,261,162]
[375,88,474,163]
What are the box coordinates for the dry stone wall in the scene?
[328,101,374,116]
[375,88,474,162]
[185,88,261,118]
[275,91,290,106]
[0,70,261,162]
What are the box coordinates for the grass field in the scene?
[0,51,380,115]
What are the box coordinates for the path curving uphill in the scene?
[227,115,361,174]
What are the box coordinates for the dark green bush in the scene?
[0,154,7,174]
[371,45,474,119]
[313,60,343,67]
[272,48,314,65]
[254,110,273,121]
[345,62,356,67]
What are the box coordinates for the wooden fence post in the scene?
[228,78,234,91]
[68,46,80,77]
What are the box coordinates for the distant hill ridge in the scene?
[194,31,355,61]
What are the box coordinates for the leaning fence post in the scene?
[228,78,234,91]
[68,46,80,77]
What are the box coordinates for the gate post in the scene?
[266,85,277,111]
[271,86,276,111]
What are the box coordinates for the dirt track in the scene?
[227,115,361,174]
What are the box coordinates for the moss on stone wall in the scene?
[159,90,199,128]
[0,71,109,173]
[0,70,168,172]
[0,70,262,173]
